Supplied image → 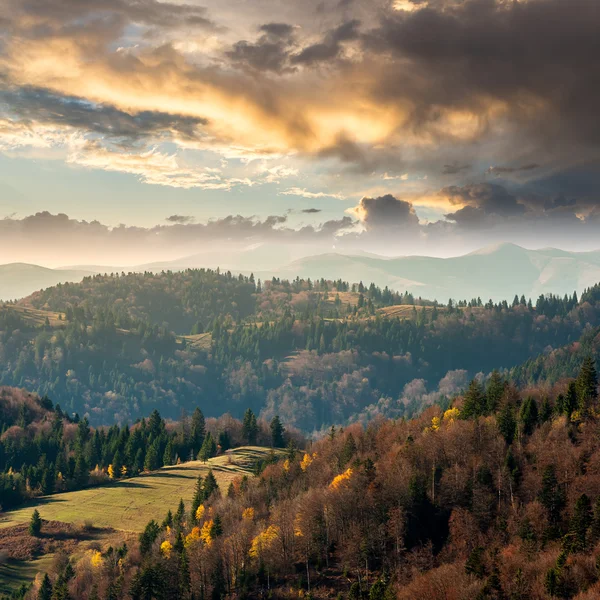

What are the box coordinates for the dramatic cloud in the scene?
[1,0,600,255]
[352,194,420,231]
[0,212,357,266]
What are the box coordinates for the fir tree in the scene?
[270,415,285,448]
[486,370,505,413]
[242,408,258,445]
[519,396,538,436]
[191,408,206,454]
[191,475,204,520]
[198,432,217,462]
[576,356,598,415]
[539,465,566,536]
[37,573,52,600]
[29,509,42,537]
[163,440,174,466]
[497,402,516,445]
[570,493,593,551]
[462,379,486,418]
[202,469,219,500]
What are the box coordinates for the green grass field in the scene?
[0,555,54,596]
[0,447,277,534]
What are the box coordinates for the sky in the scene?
[1,0,600,266]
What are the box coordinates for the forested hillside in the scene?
[10,359,600,600]
[0,387,286,513]
[0,269,597,429]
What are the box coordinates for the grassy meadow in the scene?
[0,447,276,534]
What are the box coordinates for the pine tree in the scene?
[591,497,600,543]
[41,465,55,495]
[74,453,88,487]
[497,402,516,445]
[462,379,486,418]
[144,442,160,472]
[539,465,566,535]
[191,408,206,454]
[242,408,258,445]
[163,440,174,466]
[340,433,357,468]
[519,396,538,436]
[209,514,223,538]
[37,573,52,600]
[174,498,186,530]
[570,493,593,551]
[576,356,598,415]
[486,371,505,413]
[191,475,204,520]
[139,520,160,556]
[270,415,285,448]
[29,509,42,537]
[198,432,217,462]
[202,469,219,500]
[564,381,578,418]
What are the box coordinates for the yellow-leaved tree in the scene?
[160,540,172,558]
[329,468,353,490]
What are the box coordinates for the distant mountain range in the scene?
[0,263,93,301]
[4,243,600,302]
[260,243,600,302]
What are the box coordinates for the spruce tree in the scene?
[242,408,258,445]
[576,356,598,415]
[191,475,204,520]
[519,396,538,436]
[570,493,593,551]
[37,573,53,600]
[174,498,186,530]
[163,440,174,466]
[496,402,516,445]
[29,509,42,537]
[191,408,206,454]
[209,514,223,538]
[539,465,566,535]
[462,379,486,418]
[202,469,219,500]
[486,370,505,413]
[270,415,285,448]
[198,432,217,462]
[564,381,578,418]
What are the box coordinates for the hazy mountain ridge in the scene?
[262,243,600,302]
[5,243,600,302]
[0,263,93,301]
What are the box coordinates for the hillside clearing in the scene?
[0,555,54,596]
[0,447,278,533]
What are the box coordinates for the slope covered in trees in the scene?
[9,359,600,600]
[0,271,598,429]
[0,388,288,513]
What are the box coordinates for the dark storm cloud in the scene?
[443,184,526,227]
[259,23,295,38]
[365,0,600,146]
[0,87,207,145]
[355,194,420,231]
[227,18,361,73]
[290,19,360,65]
